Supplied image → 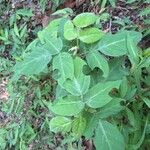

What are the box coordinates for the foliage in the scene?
[0,1,150,150]
[10,10,150,150]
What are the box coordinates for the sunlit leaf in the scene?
[14,46,52,76]
[50,96,84,116]
[64,20,77,40]
[79,28,105,44]
[84,80,121,108]
[53,52,74,82]
[72,116,86,136]
[73,13,97,28]
[50,116,72,133]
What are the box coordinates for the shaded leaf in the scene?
[127,33,139,66]
[106,58,129,81]
[73,57,86,77]
[109,0,116,7]
[16,9,34,17]
[119,77,128,98]
[86,50,109,78]
[84,113,99,138]
[99,98,124,118]
[142,97,150,108]
[129,118,148,150]
[94,120,125,150]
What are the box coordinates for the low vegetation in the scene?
[0,0,150,149]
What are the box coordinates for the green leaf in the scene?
[126,108,135,127]
[16,9,34,17]
[14,46,52,76]
[64,20,77,40]
[127,33,139,66]
[72,116,86,136]
[97,32,126,56]
[109,0,116,7]
[130,118,148,150]
[79,28,105,44]
[62,73,90,96]
[142,97,150,108]
[73,13,97,28]
[119,77,128,98]
[61,57,90,96]
[53,52,74,82]
[49,116,72,133]
[52,8,73,16]
[73,57,86,77]
[139,7,150,16]
[44,18,61,37]
[120,30,142,44]
[99,98,124,118]
[56,85,68,99]
[127,0,137,3]
[94,120,125,150]
[43,37,63,55]
[86,50,109,78]
[84,80,121,108]
[38,18,61,41]
[84,113,99,138]
[50,96,84,116]
[14,23,20,37]
[97,30,142,56]
[106,58,129,81]
[38,24,63,55]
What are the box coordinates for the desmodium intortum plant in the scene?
[13,10,150,150]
